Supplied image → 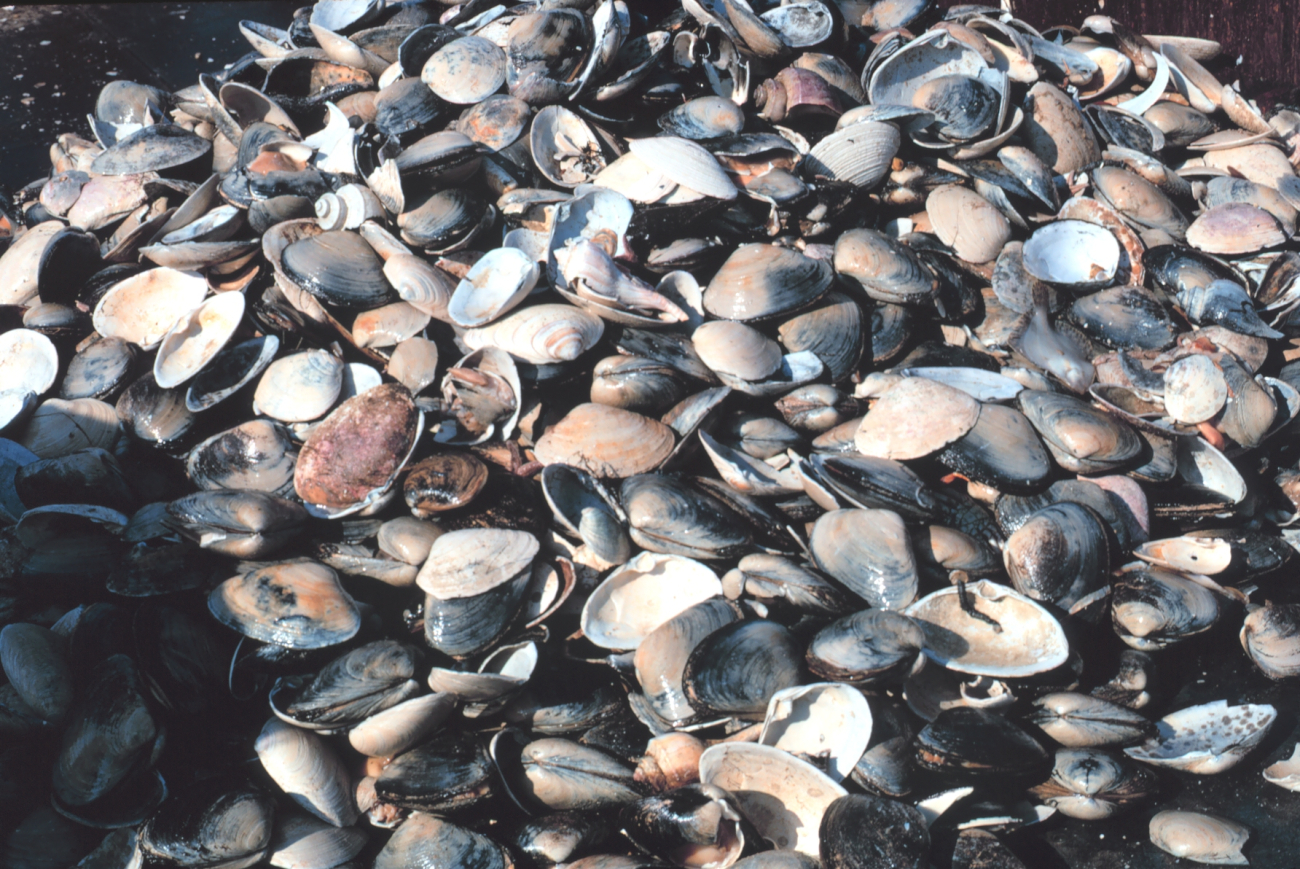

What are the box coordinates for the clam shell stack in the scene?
[3,0,1300,866]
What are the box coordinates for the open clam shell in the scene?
[1022,220,1120,290]
[903,580,1069,678]
[153,291,246,389]
[1125,699,1276,774]
[758,683,872,782]
[93,268,209,351]
[699,742,847,857]
[0,329,58,398]
[580,552,721,650]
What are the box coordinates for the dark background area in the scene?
[1,2,1300,867]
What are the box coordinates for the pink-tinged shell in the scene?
[925,184,1011,264]
[534,403,675,479]
[294,383,420,515]
[1186,203,1287,255]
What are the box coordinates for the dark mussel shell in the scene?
[60,335,136,401]
[139,778,275,868]
[682,620,802,718]
[375,812,512,869]
[913,707,1049,777]
[273,639,421,728]
[513,810,616,868]
[819,794,929,869]
[622,474,752,561]
[1003,502,1113,609]
[281,229,396,309]
[375,731,495,812]
[185,335,279,413]
[620,784,752,869]
[806,610,925,685]
[423,569,531,658]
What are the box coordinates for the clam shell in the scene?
[1263,743,1300,791]
[462,303,604,365]
[187,419,296,496]
[703,244,834,322]
[581,552,721,650]
[423,35,508,105]
[17,397,120,459]
[1022,220,1120,289]
[758,682,872,781]
[187,335,279,413]
[415,528,538,599]
[449,246,539,327]
[804,121,901,189]
[93,268,209,351]
[1163,354,1227,424]
[1125,699,1276,774]
[1021,81,1101,174]
[1149,810,1249,865]
[1186,203,1287,255]
[347,693,457,758]
[833,229,937,304]
[809,508,918,610]
[253,351,344,423]
[153,291,246,389]
[925,184,1011,264]
[0,221,63,305]
[209,561,360,650]
[627,137,737,200]
[0,329,58,397]
[698,742,846,857]
[268,813,368,869]
[903,580,1069,678]
[383,253,456,323]
[693,321,782,381]
[854,377,980,460]
[534,403,675,479]
[294,383,421,518]
[255,717,358,826]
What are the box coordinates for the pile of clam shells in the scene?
[5,0,1300,866]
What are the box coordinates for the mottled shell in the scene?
[294,383,421,517]
[854,377,980,459]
